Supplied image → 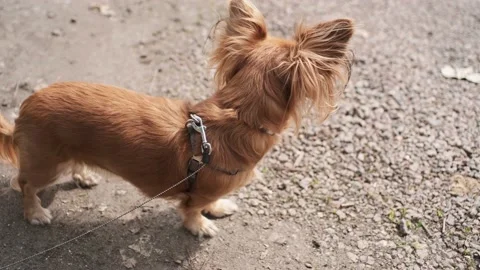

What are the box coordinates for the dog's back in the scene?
[9,82,191,195]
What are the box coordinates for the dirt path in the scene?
[1,0,479,269]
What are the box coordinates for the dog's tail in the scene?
[0,113,18,167]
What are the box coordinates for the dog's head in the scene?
[210,0,354,133]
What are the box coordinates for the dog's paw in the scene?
[184,216,219,237]
[25,207,52,225]
[73,173,99,189]
[203,199,238,218]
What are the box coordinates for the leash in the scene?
[0,164,206,270]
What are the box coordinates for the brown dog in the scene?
[0,0,354,237]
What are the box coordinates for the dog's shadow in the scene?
[0,177,206,270]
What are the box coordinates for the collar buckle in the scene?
[186,114,211,164]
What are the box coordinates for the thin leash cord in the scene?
[0,164,206,270]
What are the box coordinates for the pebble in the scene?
[51,29,63,37]
[298,198,307,208]
[344,144,354,153]
[115,189,127,196]
[278,153,289,162]
[446,215,455,226]
[347,252,358,262]
[299,178,312,189]
[357,240,369,250]
[336,210,347,220]
[46,11,56,19]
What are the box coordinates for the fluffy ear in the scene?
[226,0,267,42]
[280,19,354,126]
[210,0,267,88]
[294,19,354,63]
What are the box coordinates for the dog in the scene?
[0,0,354,237]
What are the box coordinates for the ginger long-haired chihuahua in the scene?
[0,0,353,237]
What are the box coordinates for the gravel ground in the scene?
[1,0,479,269]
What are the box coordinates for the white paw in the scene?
[26,207,52,225]
[184,216,219,237]
[203,199,238,218]
[73,173,99,189]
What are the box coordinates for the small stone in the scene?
[278,153,289,163]
[82,203,94,210]
[274,237,287,246]
[355,80,369,88]
[305,262,312,268]
[426,149,437,157]
[34,82,48,92]
[141,206,153,212]
[469,207,478,217]
[366,256,375,265]
[325,228,335,234]
[344,144,354,154]
[416,248,429,259]
[298,198,307,208]
[355,129,366,138]
[46,11,56,19]
[129,227,141,234]
[397,218,410,236]
[347,252,358,262]
[250,199,260,207]
[122,258,137,269]
[288,208,297,216]
[299,178,312,189]
[336,210,347,220]
[341,202,356,208]
[139,55,151,65]
[115,189,127,196]
[51,29,63,37]
[446,215,455,226]
[98,204,107,212]
[357,240,369,249]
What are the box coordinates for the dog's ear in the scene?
[293,19,354,63]
[226,0,267,43]
[281,19,354,126]
[210,0,267,88]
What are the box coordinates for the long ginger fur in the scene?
[0,0,354,236]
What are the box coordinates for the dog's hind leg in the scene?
[72,163,98,189]
[22,178,53,225]
[18,162,59,225]
[15,134,67,225]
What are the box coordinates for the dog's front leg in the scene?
[179,195,229,237]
